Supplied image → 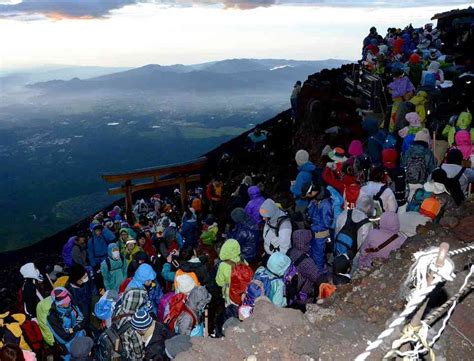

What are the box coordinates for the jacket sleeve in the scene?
[278,222,292,254]
[103,228,116,244]
[36,301,55,346]
[291,172,304,199]
[87,239,97,268]
[270,280,287,308]
[161,263,175,283]
[100,262,112,291]
[71,246,85,266]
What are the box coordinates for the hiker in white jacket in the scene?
[259,199,292,256]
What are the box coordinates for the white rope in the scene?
[354,243,473,361]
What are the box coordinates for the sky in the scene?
[0,1,471,71]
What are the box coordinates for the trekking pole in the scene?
[45,273,54,289]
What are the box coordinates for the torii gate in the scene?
[102,157,207,222]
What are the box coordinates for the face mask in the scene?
[81,275,89,284]
[112,251,120,260]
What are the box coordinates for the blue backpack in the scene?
[62,236,76,268]
[334,210,370,259]
[407,188,433,212]
[252,267,277,299]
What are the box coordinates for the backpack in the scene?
[284,254,310,306]
[252,268,277,300]
[344,182,361,209]
[20,319,43,353]
[446,167,466,205]
[96,319,131,361]
[266,215,291,238]
[405,154,428,184]
[407,188,433,212]
[164,293,197,331]
[420,195,442,220]
[354,154,372,183]
[401,134,416,155]
[157,292,175,323]
[387,167,407,206]
[62,237,75,268]
[373,184,388,218]
[225,261,254,305]
[334,210,370,259]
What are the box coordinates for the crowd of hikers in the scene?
[1,19,474,361]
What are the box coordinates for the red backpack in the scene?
[225,261,254,305]
[21,319,43,353]
[164,293,197,331]
[344,183,361,208]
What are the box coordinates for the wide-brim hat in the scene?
[328,147,348,163]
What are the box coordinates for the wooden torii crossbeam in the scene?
[102,157,207,222]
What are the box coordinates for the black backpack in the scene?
[96,319,131,361]
[266,215,291,238]
[446,167,466,206]
[334,210,370,259]
[387,167,407,206]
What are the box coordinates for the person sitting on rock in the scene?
[47,287,85,360]
[359,166,398,214]
[259,199,292,256]
[228,208,261,263]
[441,148,474,196]
[287,230,321,304]
[334,195,374,271]
[359,211,406,269]
[253,252,292,308]
[291,149,318,224]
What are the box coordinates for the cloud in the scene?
[0,0,469,20]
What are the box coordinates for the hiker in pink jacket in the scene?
[359,211,406,269]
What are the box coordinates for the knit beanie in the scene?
[295,149,309,166]
[175,274,196,295]
[51,287,71,307]
[131,309,153,331]
[70,336,94,360]
[414,128,431,144]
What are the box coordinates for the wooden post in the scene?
[179,176,187,212]
[124,180,134,224]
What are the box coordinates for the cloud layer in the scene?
[0,0,469,20]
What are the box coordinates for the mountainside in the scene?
[27,59,350,94]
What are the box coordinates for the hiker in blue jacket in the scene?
[87,224,115,268]
[126,263,163,315]
[228,207,261,263]
[362,118,385,167]
[307,186,333,273]
[291,149,317,225]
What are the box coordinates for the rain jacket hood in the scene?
[267,252,291,277]
[380,211,400,233]
[20,263,42,282]
[219,239,241,263]
[128,264,156,289]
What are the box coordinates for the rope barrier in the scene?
[354,243,473,361]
